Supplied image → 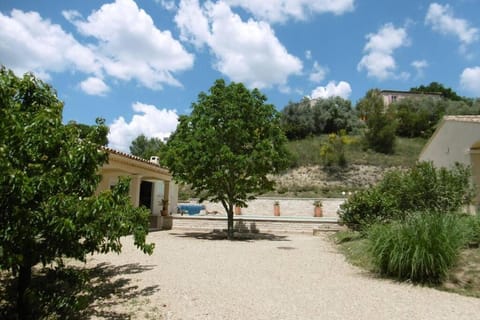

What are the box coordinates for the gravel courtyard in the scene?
[85,231,480,319]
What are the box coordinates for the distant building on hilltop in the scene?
[380,90,442,106]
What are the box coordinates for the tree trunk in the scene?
[227,210,234,240]
[17,263,32,319]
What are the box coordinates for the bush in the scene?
[338,188,399,231]
[339,162,475,230]
[368,212,467,283]
[460,214,480,247]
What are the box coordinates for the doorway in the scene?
[139,181,153,210]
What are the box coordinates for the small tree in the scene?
[319,130,354,167]
[0,68,154,317]
[357,89,397,154]
[130,134,165,160]
[163,79,289,239]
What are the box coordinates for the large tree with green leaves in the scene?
[163,79,289,239]
[130,134,165,160]
[0,68,154,318]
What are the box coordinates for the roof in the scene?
[443,115,480,123]
[380,89,442,96]
[101,146,171,178]
[102,146,158,166]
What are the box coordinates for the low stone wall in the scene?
[165,215,342,234]
[178,197,345,218]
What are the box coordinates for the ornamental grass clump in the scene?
[368,212,468,284]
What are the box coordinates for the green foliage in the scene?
[339,162,475,230]
[391,97,480,138]
[391,97,445,138]
[0,68,153,316]
[286,135,426,168]
[129,134,165,160]
[311,97,362,134]
[357,89,397,154]
[319,130,355,167]
[410,81,464,102]
[280,96,361,139]
[163,79,289,239]
[280,99,314,139]
[368,212,468,283]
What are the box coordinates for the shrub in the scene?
[338,188,400,231]
[368,212,467,283]
[319,130,355,167]
[460,214,480,247]
[338,162,475,230]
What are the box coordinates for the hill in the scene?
[267,136,427,198]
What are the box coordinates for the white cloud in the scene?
[411,59,428,78]
[0,9,100,78]
[460,67,480,96]
[108,102,179,152]
[305,50,312,60]
[79,77,110,96]
[425,3,479,48]
[357,23,409,80]
[157,0,176,11]
[65,0,194,90]
[310,81,352,99]
[225,0,355,23]
[175,0,302,88]
[0,1,194,95]
[309,61,328,83]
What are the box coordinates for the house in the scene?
[96,147,178,229]
[380,90,442,106]
[419,115,480,204]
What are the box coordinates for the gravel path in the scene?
[86,231,480,319]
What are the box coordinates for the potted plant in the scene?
[235,205,242,215]
[273,200,280,216]
[313,200,323,217]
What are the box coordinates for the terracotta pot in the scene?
[314,206,323,217]
[274,204,280,216]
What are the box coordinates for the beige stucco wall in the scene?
[419,120,480,168]
[419,118,480,207]
[96,151,178,228]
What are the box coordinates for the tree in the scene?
[280,99,314,139]
[0,68,154,318]
[410,82,464,101]
[390,97,446,138]
[163,79,289,239]
[280,96,361,139]
[311,96,361,135]
[357,89,397,154]
[130,134,165,160]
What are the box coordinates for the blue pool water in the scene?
[177,204,206,215]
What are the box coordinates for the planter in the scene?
[235,205,242,215]
[313,200,323,217]
[273,203,280,216]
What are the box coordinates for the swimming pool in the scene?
[177,204,206,215]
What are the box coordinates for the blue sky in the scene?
[1,0,480,151]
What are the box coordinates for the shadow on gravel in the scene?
[171,230,291,242]
[1,262,159,320]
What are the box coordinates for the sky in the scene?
[1,0,480,152]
